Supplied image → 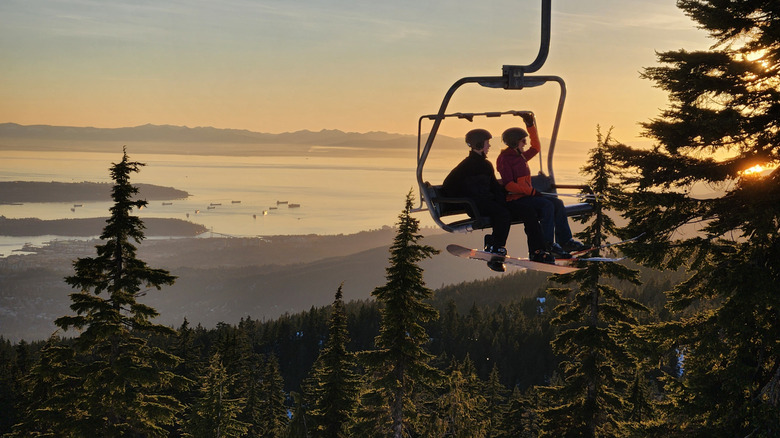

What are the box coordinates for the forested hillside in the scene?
[0,263,677,436]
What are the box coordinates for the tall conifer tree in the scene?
[484,364,509,437]
[360,190,440,438]
[7,337,82,437]
[186,353,249,438]
[257,354,288,437]
[432,356,489,437]
[610,1,780,435]
[500,386,542,438]
[305,284,360,437]
[539,131,648,437]
[51,148,185,436]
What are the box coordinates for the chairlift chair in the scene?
[413,0,593,233]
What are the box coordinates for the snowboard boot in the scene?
[530,249,556,265]
[562,239,588,253]
[548,242,572,259]
[485,245,507,272]
[483,234,495,252]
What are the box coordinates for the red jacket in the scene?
[496,125,541,201]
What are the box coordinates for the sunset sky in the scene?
[0,0,711,144]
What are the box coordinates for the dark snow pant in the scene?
[472,199,511,248]
[520,195,573,245]
[506,198,546,255]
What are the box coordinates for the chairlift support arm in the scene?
[414,0,584,233]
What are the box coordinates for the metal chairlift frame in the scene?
[414,0,592,233]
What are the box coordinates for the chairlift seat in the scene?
[423,181,593,233]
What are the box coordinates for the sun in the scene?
[741,164,766,177]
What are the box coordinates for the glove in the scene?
[521,113,535,127]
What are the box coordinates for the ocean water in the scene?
[0,148,586,256]
[0,149,445,255]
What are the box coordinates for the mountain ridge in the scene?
[0,122,415,146]
[0,122,466,157]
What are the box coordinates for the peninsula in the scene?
[0,181,190,204]
[0,216,207,237]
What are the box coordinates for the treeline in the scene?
[0,260,677,437]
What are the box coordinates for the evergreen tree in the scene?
[351,383,392,438]
[211,321,261,436]
[48,148,185,436]
[538,130,648,437]
[185,353,249,438]
[237,351,266,438]
[0,338,23,434]
[484,364,509,437]
[432,356,489,438]
[610,1,780,435]
[305,284,360,437]
[256,354,288,437]
[499,386,541,438]
[6,337,82,437]
[171,318,206,418]
[360,190,440,438]
[284,391,309,438]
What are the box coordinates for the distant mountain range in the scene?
[0,122,412,145]
[0,123,460,158]
[0,122,597,163]
[0,122,476,157]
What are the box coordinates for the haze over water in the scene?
[0,147,586,255]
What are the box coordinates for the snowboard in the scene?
[446,244,581,274]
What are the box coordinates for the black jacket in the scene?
[441,151,506,203]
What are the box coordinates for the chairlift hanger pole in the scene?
[415,0,566,215]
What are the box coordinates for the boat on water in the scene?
[210,202,222,206]
[207,206,216,210]
[276,200,288,205]
[162,202,173,206]
[73,204,82,207]
[288,203,301,208]
[231,200,241,204]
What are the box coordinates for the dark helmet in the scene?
[502,127,528,149]
[465,129,492,150]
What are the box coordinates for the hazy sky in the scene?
[0,0,711,144]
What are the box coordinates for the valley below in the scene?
[0,228,505,342]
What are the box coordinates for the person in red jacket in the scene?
[496,114,586,258]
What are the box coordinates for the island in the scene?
[0,181,190,204]
[0,216,208,237]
